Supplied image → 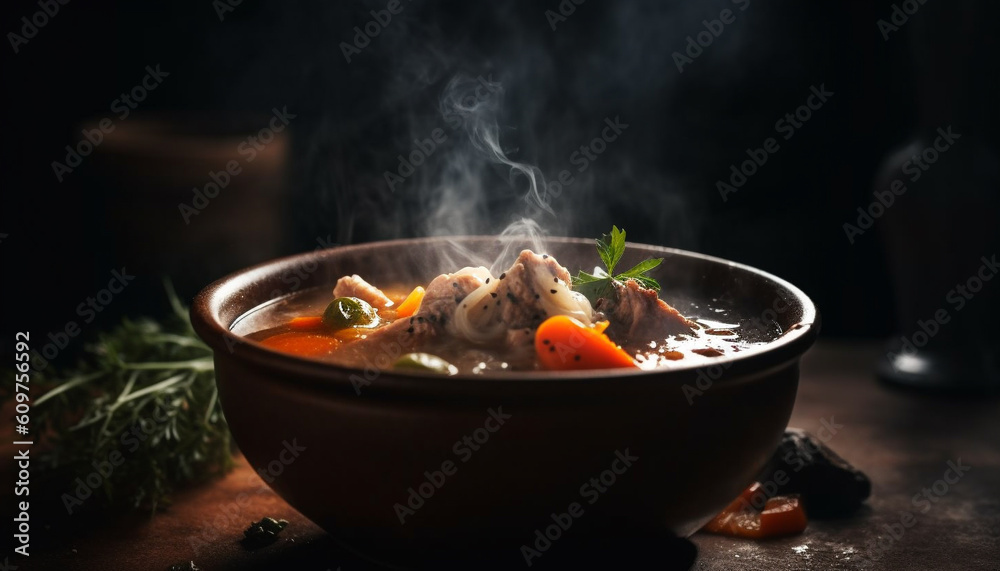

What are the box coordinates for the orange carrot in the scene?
[535,316,637,370]
[259,332,338,357]
[396,286,425,318]
[288,316,324,330]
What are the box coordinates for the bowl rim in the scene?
[191,236,820,388]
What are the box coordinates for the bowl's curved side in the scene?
[214,346,799,564]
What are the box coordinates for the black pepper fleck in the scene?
[486,277,490,284]
[534,293,540,299]
[553,277,559,283]
[549,346,555,352]
[500,272,506,280]
[550,289,557,294]
[452,282,458,288]
[542,339,550,345]
[506,292,518,303]
[407,327,414,333]
[491,292,498,298]
[496,300,501,306]
[483,305,488,310]
[574,355,581,361]
[543,254,549,259]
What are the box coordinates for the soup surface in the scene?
[235,247,781,375]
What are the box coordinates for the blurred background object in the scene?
[2,0,998,389]
[874,0,1000,392]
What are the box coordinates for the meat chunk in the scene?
[600,279,695,343]
[333,275,394,309]
[494,250,574,328]
[449,251,595,345]
[348,268,487,353]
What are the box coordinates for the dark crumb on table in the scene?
[242,517,289,549]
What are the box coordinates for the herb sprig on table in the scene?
[571,226,663,303]
[29,284,233,513]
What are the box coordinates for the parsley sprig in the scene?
[571,226,663,302]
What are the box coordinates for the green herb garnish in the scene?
[20,282,233,514]
[571,226,663,303]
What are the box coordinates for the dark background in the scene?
[3,0,998,368]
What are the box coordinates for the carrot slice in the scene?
[396,286,425,319]
[535,315,637,370]
[259,332,338,357]
[288,316,324,330]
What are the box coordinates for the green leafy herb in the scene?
[20,282,233,514]
[571,226,663,303]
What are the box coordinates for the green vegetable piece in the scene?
[323,297,379,330]
[571,226,664,304]
[393,353,459,375]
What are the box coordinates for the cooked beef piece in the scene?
[333,274,394,309]
[599,279,695,343]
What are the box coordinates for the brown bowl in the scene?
[191,236,819,567]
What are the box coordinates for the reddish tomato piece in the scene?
[288,316,324,331]
[259,332,339,357]
[701,483,807,539]
[759,496,808,537]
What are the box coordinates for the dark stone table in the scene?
[19,341,1000,570]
